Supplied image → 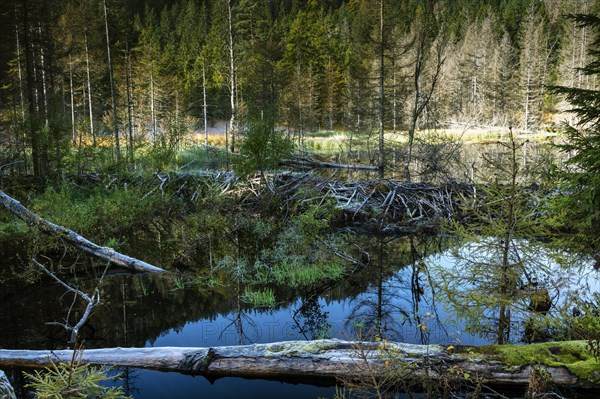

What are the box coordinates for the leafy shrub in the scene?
[235,119,294,179]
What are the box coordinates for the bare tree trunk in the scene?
[378,0,385,179]
[150,56,156,141]
[22,0,44,179]
[405,40,423,182]
[404,23,445,182]
[309,65,314,133]
[578,24,587,88]
[37,25,48,127]
[327,57,334,131]
[202,58,208,154]
[175,89,179,130]
[225,121,229,170]
[392,49,397,133]
[27,25,40,116]
[0,340,588,388]
[524,68,530,131]
[69,57,76,144]
[103,0,120,163]
[15,19,26,123]
[84,29,95,146]
[297,63,303,149]
[226,0,236,153]
[125,41,134,164]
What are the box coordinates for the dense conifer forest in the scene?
[0,0,598,179]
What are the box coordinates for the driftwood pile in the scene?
[272,173,473,232]
[0,170,474,258]
[120,171,474,233]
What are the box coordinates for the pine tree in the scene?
[435,130,561,344]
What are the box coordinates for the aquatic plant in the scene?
[241,288,276,308]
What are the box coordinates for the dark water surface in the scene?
[0,229,596,397]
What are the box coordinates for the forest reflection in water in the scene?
[1,232,592,350]
[0,228,596,398]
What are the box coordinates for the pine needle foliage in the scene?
[235,117,294,181]
[436,131,564,344]
[24,347,130,399]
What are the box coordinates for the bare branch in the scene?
[32,258,101,345]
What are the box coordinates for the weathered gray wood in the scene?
[282,158,380,171]
[0,190,164,273]
[0,370,16,399]
[0,340,589,388]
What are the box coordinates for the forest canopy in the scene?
[1,0,598,171]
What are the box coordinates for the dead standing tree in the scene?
[404,7,446,182]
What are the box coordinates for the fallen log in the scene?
[0,340,596,389]
[0,370,16,399]
[282,158,380,171]
[0,190,164,273]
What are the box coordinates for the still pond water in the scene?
[0,231,596,398]
[0,138,596,398]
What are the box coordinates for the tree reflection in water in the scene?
[344,234,448,344]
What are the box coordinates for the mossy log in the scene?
[0,190,164,273]
[0,340,597,388]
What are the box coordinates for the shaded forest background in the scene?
[0,0,598,178]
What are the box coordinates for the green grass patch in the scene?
[0,220,28,238]
[271,261,344,288]
[176,145,232,170]
[241,287,276,308]
[30,181,176,241]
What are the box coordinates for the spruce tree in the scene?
[550,13,600,252]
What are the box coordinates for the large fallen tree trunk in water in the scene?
[0,190,164,273]
[0,340,595,389]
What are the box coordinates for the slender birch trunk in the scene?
[69,56,76,144]
[226,0,236,153]
[103,0,120,162]
[84,30,95,146]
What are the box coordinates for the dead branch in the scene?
[282,157,379,171]
[0,190,164,273]
[32,259,101,345]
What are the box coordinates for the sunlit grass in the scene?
[241,288,276,308]
[301,127,559,155]
[270,261,344,288]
